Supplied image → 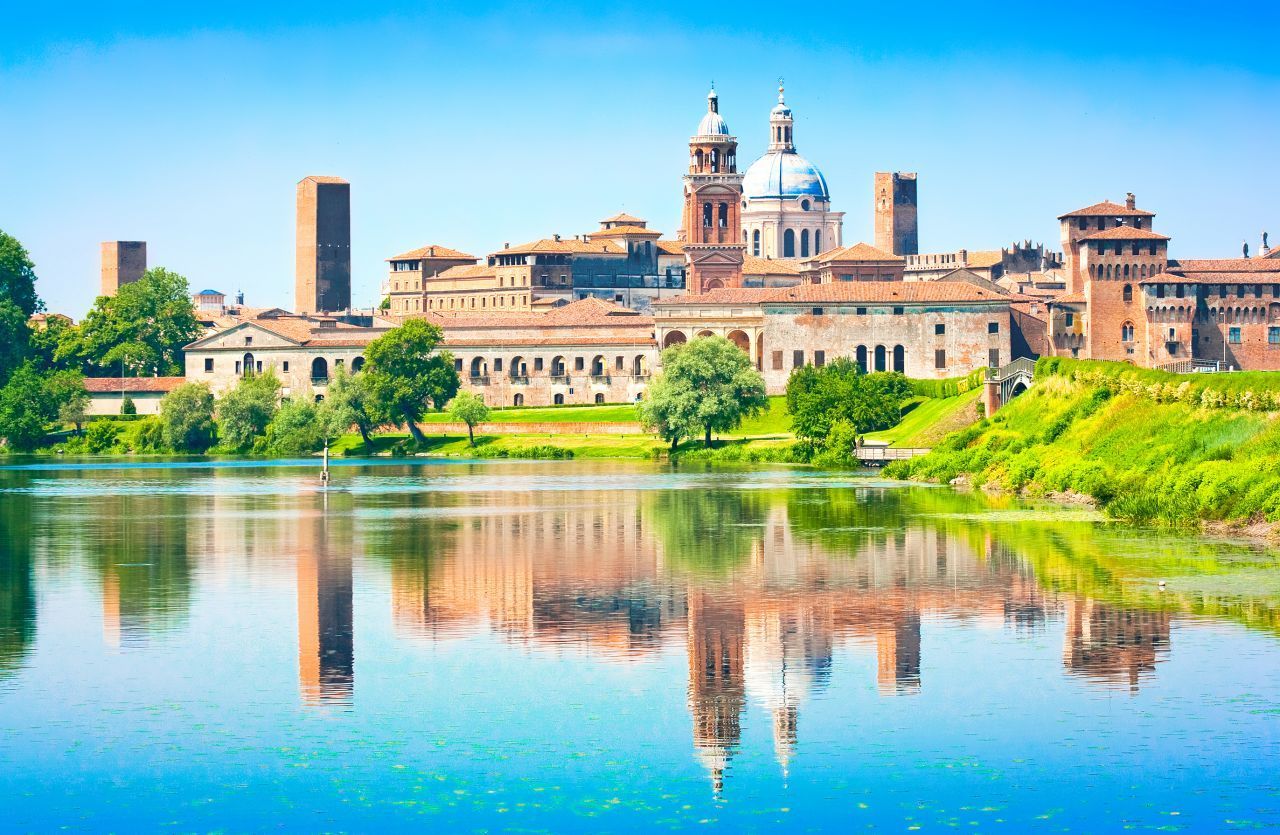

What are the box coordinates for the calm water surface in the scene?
[1,458,1278,831]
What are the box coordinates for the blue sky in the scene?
[3,1,1278,316]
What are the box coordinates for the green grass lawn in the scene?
[863,388,981,448]
[417,403,639,424]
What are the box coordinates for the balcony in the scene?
[470,375,491,386]
[590,375,611,385]
[510,375,530,385]
[311,376,329,385]
[550,375,570,385]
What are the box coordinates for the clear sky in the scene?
[3,1,1278,317]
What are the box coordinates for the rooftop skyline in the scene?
[3,0,1278,316]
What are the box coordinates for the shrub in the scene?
[120,396,137,416]
[83,421,122,453]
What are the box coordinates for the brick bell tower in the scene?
[681,87,745,293]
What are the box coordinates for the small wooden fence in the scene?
[855,447,931,467]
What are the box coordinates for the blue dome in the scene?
[696,110,730,136]
[742,150,829,199]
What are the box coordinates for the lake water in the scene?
[1,458,1278,831]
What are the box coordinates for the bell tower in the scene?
[681,87,746,293]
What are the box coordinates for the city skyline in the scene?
[3,1,1279,316]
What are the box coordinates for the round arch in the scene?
[662,331,687,348]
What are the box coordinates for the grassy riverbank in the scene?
[886,358,1280,532]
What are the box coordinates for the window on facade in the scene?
[814,350,825,367]
[935,349,946,369]
[493,358,502,373]
[283,361,290,372]
[792,350,804,368]
[1123,284,1133,302]
[893,307,904,315]
[987,321,1000,334]
[702,203,712,227]
[1149,243,1157,255]
[454,358,463,372]
[772,351,783,370]
[1122,322,1135,342]
[1065,312,1075,327]
[989,348,1000,367]
[1176,284,1185,298]
[1156,285,1166,299]
[801,229,810,258]
[1269,327,1280,345]
[815,231,821,252]
[935,323,945,335]
[784,229,796,257]
[717,203,728,228]
[1229,327,1242,344]
[534,358,544,371]
[204,358,213,373]
[244,336,253,346]
[575,357,585,371]
[1097,242,1107,256]
[856,307,866,315]
[812,307,823,316]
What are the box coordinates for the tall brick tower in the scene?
[681,88,745,293]
[100,241,147,297]
[873,172,918,256]
[295,176,351,313]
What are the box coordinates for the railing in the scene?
[1155,359,1227,374]
[510,375,530,385]
[590,374,611,385]
[311,376,329,384]
[855,447,931,466]
[550,375,570,385]
[986,356,1036,382]
[469,375,491,385]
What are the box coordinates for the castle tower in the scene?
[100,241,147,297]
[681,88,746,293]
[873,173,918,256]
[295,175,352,314]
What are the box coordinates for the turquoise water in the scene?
[0,458,1278,831]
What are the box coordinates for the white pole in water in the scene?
[321,442,330,485]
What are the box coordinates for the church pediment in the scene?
[687,249,744,267]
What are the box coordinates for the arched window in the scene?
[1123,264,1130,279]
[1123,285,1133,303]
[893,345,905,373]
[594,393,605,404]
[1105,265,1112,280]
[702,203,712,227]
[710,149,719,172]
[633,355,647,376]
[874,345,887,372]
[554,393,565,405]
[242,353,255,378]
[752,230,761,256]
[590,355,605,376]
[855,345,868,373]
[717,203,728,228]
[470,357,487,378]
[801,229,810,258]
[814,231,821,253]
[1122,322,1135,342]
[550,355,566,376]
[351,356,364,372]
[784,229,796,257]
[311,357,328,382]
[695,149,703,169]
[513,393,524,406]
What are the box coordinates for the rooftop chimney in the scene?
[1125,193,1136,210]
[553,234,561,242]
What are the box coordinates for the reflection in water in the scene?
[0,460,1278,824]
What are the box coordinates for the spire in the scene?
[768,80,795,152]
[707,83,719,113]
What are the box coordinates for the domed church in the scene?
[740,86,844,260]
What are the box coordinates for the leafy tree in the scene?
[216,371,281,451]
[120,395,137,416]
[0,364,55,451]
[0,301,29,387]
[320,367,376,447]
[265,398,321,457]
[447,391,490,446]
[59,267,202,377]
[45,369,89,433]
[0,231,43,386]
[84,421,122,454]
[159,383,215,453]
[364,320,459,444]
[639,336,767,448]
[27,314,75,374]
[786,359,912,445]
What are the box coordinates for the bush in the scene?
[83,421,122,453]
[160,383,215,453]
[264,399,321,456]
[120,395,137,416]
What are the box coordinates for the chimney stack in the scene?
[1125,193,1136,210]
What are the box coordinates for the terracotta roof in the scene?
[812,242,904,263]
[600,212,646,224]
[1052,292,1087,304]
[431,263,497,280]
[1058,200,1154,218]
[1146,269,1280,284]
[656,281,1005,306]
[301,175,348,185]
[1167,258,1280,273]
[741,255,802,276]
[29,312,73,324]
[656,240,685,255]
[427,297,653,330]
[964,250,1004,268]
[1264,248,1280,260]
[498,238,625,256]
[387,245,477,262]
[587,225,662,238]
[1077,226,1170,242]
[444,334,654,348]
[85,377,187,394]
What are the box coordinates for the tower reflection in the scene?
[297,502,354,706]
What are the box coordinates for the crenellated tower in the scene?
[681,87,746,293]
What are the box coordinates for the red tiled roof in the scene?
[1146,269,1280,284]
[1058,200,1154,218]
[1077,226,1170,241]
[600,212,646,224]
[656,281,1006,306]
[427,297,653,330]
[656,240,685,255]
[587,225,662,238]
[497,238,625,256]
[963,250,1004,268]
[1051,292,1087,304]
[387,245,477,262]
[812,242,904,263]
[301,175,348,185]
[85,377,187,394]
[741,255,802,275]
[1167,258,1280,273]
[431,263,497,280]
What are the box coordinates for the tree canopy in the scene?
[363,319,459,443]
[0,363,55,451]
[786,359,913,445]
[447,391,490,446]
[159,383,215,453]
[216,371,281,451]
[320,367,376,447]
[0,231,41,385]
[638,336,767,448]
[60,267,202,377]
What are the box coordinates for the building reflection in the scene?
[297,503,355,706]
[1063,598,1171,693]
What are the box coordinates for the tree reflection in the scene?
[0,490,36,680]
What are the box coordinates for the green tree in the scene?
[159,382,215,453]
[27,314,75,374]
[447,391,490,446]
[0,364,55,451]
[120,395,137,416]
[639,336,767,448]
[0,231,42,385]
[265,398,321,456]
[45,369,89,433]
[59,267,202,376]
[786,359,912,445]
[363,319,459,444]
[320,367,376,447]
[216,371,281,451]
